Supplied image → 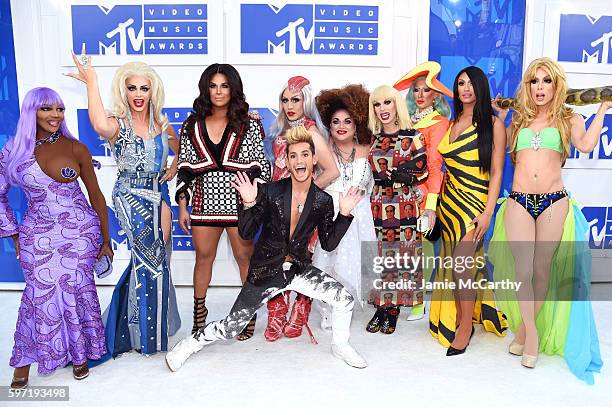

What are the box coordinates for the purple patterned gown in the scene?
[0,148,106,375]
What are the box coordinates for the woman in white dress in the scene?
[313,84,376,329]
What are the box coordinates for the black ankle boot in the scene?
[366,307,386,333]
[380,306,400,334]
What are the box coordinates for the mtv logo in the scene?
[72,5,144,55]
[438,55,514,97]
[582,206,611,249]
[107,206,130,253]
[241,4,314,54]
[558,14,612,64]
[570,113,612,160]
[171,206,193,251]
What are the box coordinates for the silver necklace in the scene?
[35,132,60,146]
[333,142,356,188]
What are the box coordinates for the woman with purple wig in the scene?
[0,87,113,388]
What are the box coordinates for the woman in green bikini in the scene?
[491,57,610,383]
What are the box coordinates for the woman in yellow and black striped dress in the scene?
[429,66,508,356]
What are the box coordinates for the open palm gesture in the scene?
[64,44,98,86]
[231,172,258,203]
[339,187,363,216]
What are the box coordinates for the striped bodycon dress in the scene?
[429,123,508,348]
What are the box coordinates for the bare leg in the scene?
[191,226,224,298]
[12,365,30,387]
[225,227,254,284]
[504,198,536,348]
[449,229,479,350]
[161,201,172,245]
[530,197,568,356]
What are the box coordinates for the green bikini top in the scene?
[515,127,563,153]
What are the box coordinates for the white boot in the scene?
[319,304,333,332]
[331,343,367,369]
[165,334,207,372]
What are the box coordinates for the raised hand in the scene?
[491,94,509,122]
[64,44,98,85]
[231,171,258,203]
[339,187,363,216]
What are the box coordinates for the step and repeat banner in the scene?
[539,0,612,280]
[1,0,610,287]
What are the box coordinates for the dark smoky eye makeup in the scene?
[281,97,289,103]
[458,80,465,86]
[544,78,553,83]
[290,97,301,103]
[373,102,381,107]
[140,86,150,92]
[383,99,392,105]
[127,85,137,91]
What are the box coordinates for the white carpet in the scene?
[0,286,610,407]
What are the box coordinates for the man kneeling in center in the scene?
[165,126,367,370]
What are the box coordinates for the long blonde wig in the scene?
[111,61,169,131]
[368,85,412,135]
[510,57,573,163]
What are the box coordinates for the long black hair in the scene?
[191,63,249,133]
[453,66,493,173]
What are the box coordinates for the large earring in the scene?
[149,99,155,137]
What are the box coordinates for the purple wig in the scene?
[5,87,76,185]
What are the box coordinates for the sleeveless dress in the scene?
[0,146,106,374]
[95,118,181,362]
[312,155,376,304]
[429,123,508,348]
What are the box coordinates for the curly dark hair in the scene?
[316,84,372,145]
[191,63,249,133]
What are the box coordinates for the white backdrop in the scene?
[7,0,611,287]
